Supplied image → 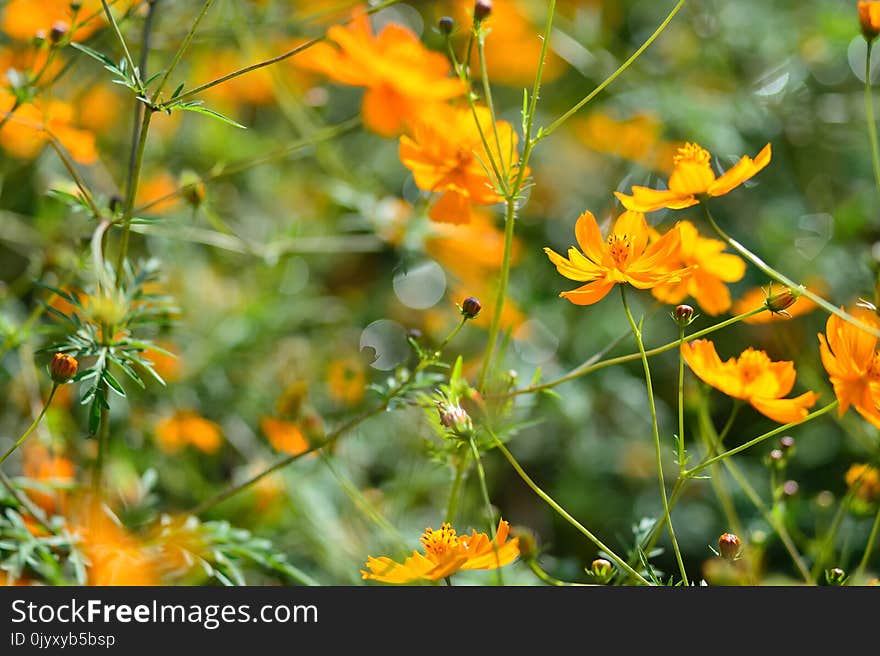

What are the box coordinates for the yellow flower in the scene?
[846,463,880,502]
[615,142,771,213]
[361,519,519,583]
[326,358,366,406]
[859,1,880,40]
[682,339,818,423]
[544,209,687,305]
[818,307,880,427]
[260,417,310,456]
[648,220,745,316]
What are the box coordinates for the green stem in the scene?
[526,559,593,586]
[45,136,102,218]
[865,41,880,196]
[0,470,53,535]
[438,316,469,353]
[100,0,142,90]
[491,434,652,585]
[468,434,504,585]
[717,402,743,443]
[445,455,468,524]
[0,385,57,468]
[702,204,880,339]
[154,0,216,99]
[687,401,838,476]
[504,306,766,397]
[115,108,153,283]
[854,503,880,582]
[92,387,110,493]
[540,0,687,140]
[620,286,688,586]
[677,324,686,478]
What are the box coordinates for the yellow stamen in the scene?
[420,523,459,558]
[606,233,632,267]
[673,142,712,167]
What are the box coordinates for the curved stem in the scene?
[702,203,880,339]
[526,558,593,586]
[677,324,686,477]
[865,41,880,196]
[0,385,57,468]
[154,0,215,99]
[854,503,880,582]
[620,286,688,585]
[491,433,651,585]
[438,316,468,353]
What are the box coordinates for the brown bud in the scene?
[765,287,798,315]
[49,353,78,383]
[718,532,741,561]
[860,1,880,41]
[474,0,492,21]
[437,402,472,435]
[438,16,454,34]
[461,296,482,319]
[49,21,68,43]
[672,304,695,326]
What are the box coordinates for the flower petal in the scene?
[614,188,698,213]
[707,143,772,197]
[750,391,818,424]
[559,279,616,305]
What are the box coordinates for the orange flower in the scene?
[155,411,222,454]
[648,220,745,315]
[399,104,523,224]
[260,417,310,456]
[732,283,818,324]
[859,1,880,40]
[326,358,366,406]
[297,11,466,136]
[1,0,108,41]
[22,444,75,516]
[682,339,818,423]
[1,90,97,164]
[818,308,880,427]
[136,173,183,215]
[574,111,679,173]
[615,142,771,213]
[846,463,880,502]
[544,210,687,306]
[361,518,519,583]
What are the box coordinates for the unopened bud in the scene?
[590,558,614,583]
[474,0,492,22]
[438,16,454,34]
[70,1,82,12]
[511,526,537,560]
[108,194,123,213]
[718,532,741,561]
[406,328,422,341]
[860,1,880,41]
[672,304,695,327]
[49,21,67,44]
[437,402,472,435]
[49,353,78,383]
[461,296,482,319]
[778,435,795,451]
[767,448,785,468]
[765,287,798,315]
[825,567,848,586]
[782,480,800,497]
[179,170,206,208]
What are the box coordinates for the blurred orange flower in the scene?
[260,417,310,456]
[846,463,880,502]
[143,341,182,382]
[574,111,679,173]
[615,142,771,213]
[682,339,818,423]
[1,0,108,41]
[1,90,97,164]
[818,307,880,427]
[326,358,366,406]
[297,11,466,136]
[361,518,519,583]
[649,220,746,316]
[732,283,819,324]
[400,104,523,224]
[544,210,686,305]
[155,411,222,454]
[136,173,183,215]
[22,444,75,516]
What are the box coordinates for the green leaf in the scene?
[70,42,115,68]
[171,102,246,129]
[103,368,126,397]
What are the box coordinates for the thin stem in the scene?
[115,108,153,282]
[163,0,403,106]
[687,401,838,476]
[854,503,880,582]
[125,0,159,201]
[0,470,53,535]
[865,41,880,196]
[100,0,142,90]
[717,402,743,443]
[45,135,102,218]
[620,286,688,586]
[468,435,504,585]
[475,23,506,182]
[526,559,593,586]
[92,388,110,493]
[154,0,215,99]
[702,203,880,339]
[540,0,687,140]
[491,433,652,585]
[438,316,468,353]
[503,306,766,398]
[677,324,686,478]
[0,385,57,468]
[445,455,468,524]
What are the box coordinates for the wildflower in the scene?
[682,339,818,423]
[575,111,678,173]
[155,411,222,454]
[648,220,746,315]
[399,104,523,224]
[49,353,78,383]
[859,1,880,41]
[544,209,687,306]
[718,533,741,561]
[260,417,310,456]
[1,0,105,42]
[361,518,519,583]
[22,444,75,516]
[732,283,818,324]
[297,11,466,136]
[817,307,880,427]
[326,358,366,406]
[615,142,772,212]
[845,463,880,502]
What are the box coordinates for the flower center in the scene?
[738,348,770,383]
[674,142,712,168]
[606,233,632,268]
[867,352,880,380]
[420,523,459,558]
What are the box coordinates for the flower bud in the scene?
[49,353,78,384]
[511,526,537,559]
[406,328,423,341]
[179,170,206,208]
[474,0,492,22]
[778,435,795,451]
[70,1,82,11]
[590,558,614,583]
[718,532,741,561]
[825,567,848,586]
[767,448,785,468]
[765,287,798,315]
[860,1,880,41]
[437,402,473,435]
[672,304,695,327]
[782,480,799,497]
[461,296,482,319]
[438,16,454,34]
[49,21,68,44]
